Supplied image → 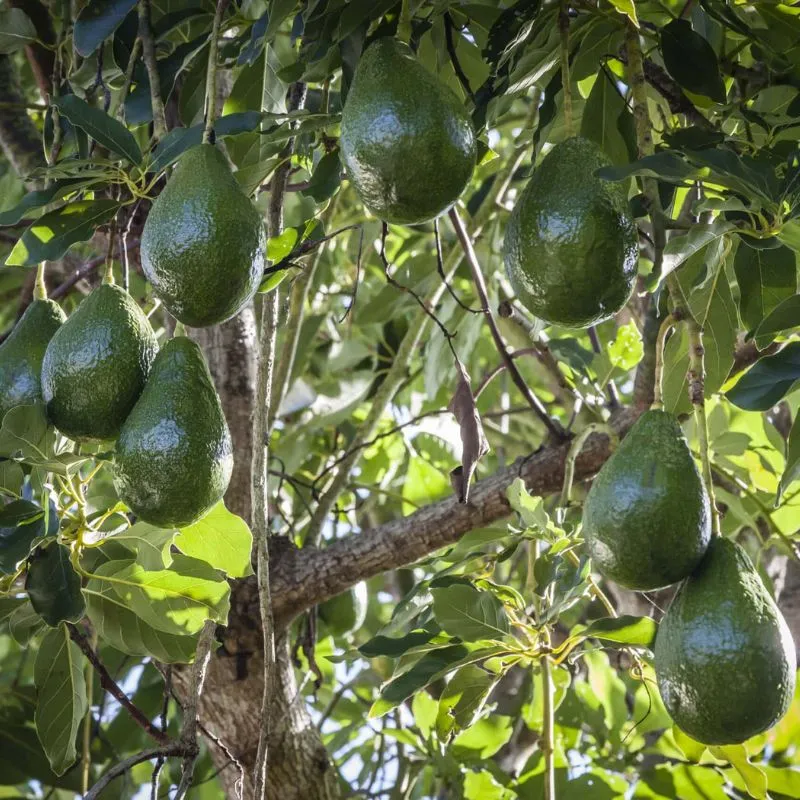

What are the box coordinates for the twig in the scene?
[67,625,170,745]
[85,743,188,800]
[652,314,675,409]
[542,652,556,800]
[109,37,141,121]
[138,0,167,141]
[448,207,566,442]
[559,1,573,137]
[202,0,232,144]
[434,218,481,313]
[587,326,620,410]
[338,226,363,324]
[474,348,541,399]
[49,241,139,300]
[151,666,171,799]
[443,13,476,104]
[252,81,307,800]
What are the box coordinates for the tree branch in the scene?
[0,55,45,182]
[68,624,170,746]
[138,0,168,141]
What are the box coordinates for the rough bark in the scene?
[0,55,44,181]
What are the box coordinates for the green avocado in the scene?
[503,137,638,328]
[141,144,266,327]
[41,284,158,442]
[583,410,711,591]
[340,37,476,225]
[318,582,368,637]
[113,335,233,528]
[655,537,796,744]
[0,299,65,422]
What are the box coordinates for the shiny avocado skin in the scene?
[113,336,233,528]
[655,537,796,744]
[583,410,711,591]
[0,299,65,421]
[503,137,638,328]
[340,37,476,225]
[41,284,158,442]
[141,144,265,327]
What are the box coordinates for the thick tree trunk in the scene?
[187,306,341,800]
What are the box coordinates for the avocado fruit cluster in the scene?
[503,137,638,328]
[113,336,233,528]
[655,537,796,744]
[42,283,158,441]
[341,37,476,225]
[141,144,265,327]
[583,410,711,591]
[584,409,795,744]
[0,298,65,422]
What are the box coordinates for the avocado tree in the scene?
[0,1,800,799]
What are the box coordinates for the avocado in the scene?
[583,410,711,591]
[141,144,266,327]
[503,137,638,328]
[340,37,476,225]
[113,335,233,528]
[41,284,158,442]
[0,299,65,422]
[26,543,85,627]
[655,537,796,744]
[318,582,368,637]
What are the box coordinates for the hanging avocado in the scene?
[140,144,266,327]
[341,38,476,225]
[503,137,638,328]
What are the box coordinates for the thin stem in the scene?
[541,651,556,800]
[398,0,412,45]
[68,625,171,746]
[109,37,141,120]
[652,314,675,409]
[448,207,566,442]
[587,326,619,410]
[138,0,167,141]
[85,744,188,800]
[559,2,573,137]
[203,0,231,144]
[34,262,47,300]
[252,81,307,800]
[81,629,95,795]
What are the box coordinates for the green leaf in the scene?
[567,615,658,649]
[464,770,515,800]
[597,152,697,184]
[523,661,571,731]
[506,478,550,529]
[580,69,635,169]
[359,628,439,657]
[0,8,36,54]
[173,502,253,578]
[74,0,138,57]
[53,95,142,164]
[8,600,44,645]
[264,0,298,42]
[710,745,768,800]
[733,242,797,331]
[0,180,88,227]
[33,625,87,776]
[608,0,638,26]
[0,500,58,575]
[267,228,298,263]
[672,725,707,761]
[103,522,175,570]
[88,555,230,636]
[726,342,800,411]
[779,411,800,503]
[431,584,510,642]
[0,722,83,790]
[26,545,85,627]
[436,665,498,737]
[608,321,644,371]
[0,595,27,624]
[301,149,342,202]
[663,241,739,415]
[661,221,736,280]
[754,294,800,348]
[6,200,120,268]
[661,19,726,103]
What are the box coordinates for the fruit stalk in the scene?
[398,0,412,45]
[652,314,675,409]
[138,0,167,141]
[559,1,573,137]
[33,261,47,300]
[203,0,231,144]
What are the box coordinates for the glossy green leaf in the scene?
[733,242,797,331]
[436,665,498,737]
[754,294,800,348]
[6,200,120,268]
[710,745,768,800]
[661,19,726,103]
[0,180,88,227]
[264,0,298,41]
[567,614,658,649]
[580,69,635,168]
[727,342,800,411]
[26,545,85,627]
[0,500,58,575]
[359,628,439,657]
[608,0,637,25]
[661,221,736,280]
[53,95,142,164]
[34,625,87,775]
[431,584,510,641]
[301,149,342,202]
[779,411,800,502]
[74,0,137,56]
[173,502,254,578]
[0,8,36,54]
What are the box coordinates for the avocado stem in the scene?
[559,1,573,137]
[397,0,412,45]
[203,0,232,144]
[541,647,557,800]
[173,321,186,337]
[34,262,48,300]
[652,314,675,409]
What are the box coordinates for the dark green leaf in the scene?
[26,545,85,627]
[0,500,58,575]
[74,0,138,57]
[596,152,696,184]
[0,8,36,54]
[727,342,800,411]
[431,584,510,641]
[580,69,635,168]
[359,628,439,657]
[661,19,726,103]
[0,722,83,790]
[754,294,800,348]
[34,625,87,775]
[53,95,142,164]
[570,615,658,648]
[378,645,470,706]
[779,412,800,503]
[0,179,89,227]
[6,200,120,268]
[265,0,298,42]
[301,149,342,202]
[734,242,797,331]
